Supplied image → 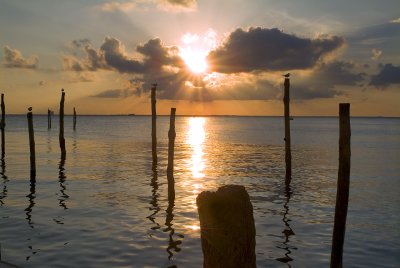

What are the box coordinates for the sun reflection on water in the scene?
[187,118,206,180]
[181,117,207,223]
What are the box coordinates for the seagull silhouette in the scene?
[28,107,32,111]
[283,73,290,78]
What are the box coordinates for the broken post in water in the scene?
[1,94,5,158]
[331,103,351,268]
[167,108,176,202]
[47,109,51,129]
[196,185,256,268]
[59,89,66,158]
[73,107,76,131]
[283,75,292,183]
[27,107,36,180]
[151,83,157,163]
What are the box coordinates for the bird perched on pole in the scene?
[283,73,290,78]
[28,107,32,111]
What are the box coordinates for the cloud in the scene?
[99,1,137,12]
[98,0,197,12]
[371,48,382,60]
[65,35,361,102]
[390,18,400,24]
[3,46,39,69]
[159,0,197,11]
[63,39,108,71]
[293,61,366,99]
[92,88,138,98]
[370,64,400,88]
[207,27,345,73]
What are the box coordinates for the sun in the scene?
[180,47,208,74]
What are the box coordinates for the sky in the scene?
[1,0,399,116]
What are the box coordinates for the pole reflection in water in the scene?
[164,200,183,261]
[147,163,161,231]
[25,180,38,260]
[276,185,296,266]
[58,157,69,211]
[0,158,8,206]
[25,181,36,228]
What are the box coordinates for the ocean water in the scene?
[0,115,399,267]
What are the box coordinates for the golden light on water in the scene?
[187,117,206,179]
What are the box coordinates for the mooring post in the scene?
[1,94,5,158]
[59,89,66,158]
[27,107,36,180]
[73,107,76,131]
[283,77,292,183]
[167,108,176,202]
[331,103,351,268]
[151,83,157,163]
[48,109,51,129]
[196,185,256,268]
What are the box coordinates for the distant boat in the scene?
[290,117,294,120]
[128,114,136,116]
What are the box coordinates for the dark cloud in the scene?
[369,64,400,88]
[293,61,366,99]
[3,46,39,69]
[100,37,144,73]
[92,88,138,98]
[71,38,91,48]
[207,27,344,73]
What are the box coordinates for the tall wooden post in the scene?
[73,107,76,131]
[1,94,5,158]
[167,108,176,202]
[151,84,157,163]
[197,185,256,268]
[48,109,51,129]
[59,89,66,158]
[283,77,292,183]
[331,103,351,268]
[27,108,36,180]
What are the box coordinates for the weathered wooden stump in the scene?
[59,89,66,158]
[331,103,351,268]
[47,109,51,129]
[151,84,157,164]
[1,94,5,158]
[167,108,176,202]
[73,107,76,131]
[283,77,291,183]
[27,108,36,180]
[196,185,256,268]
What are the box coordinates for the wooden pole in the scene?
[1,94,5,158]
[283,77,292,183]
[197,185,256,268]
[27,108,36,180]
[48,109,51,129]
[167,108,176,202]
[73,107,76,131]
[59,89,66,158]
[331,103,351,268]
[151,84,157,163]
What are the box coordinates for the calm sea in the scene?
[0,115,399,267]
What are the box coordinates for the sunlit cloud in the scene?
[3,46,39,69]
[371,48,382,60]
[390,17,400,24]
[98,0,197,13]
